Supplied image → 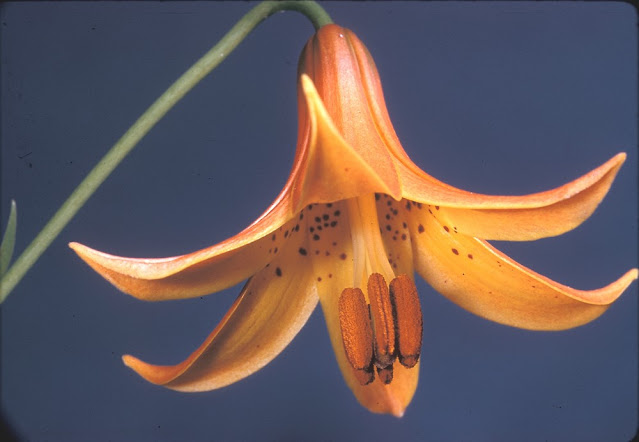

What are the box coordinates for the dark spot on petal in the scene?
[271,234,276,241]
[327,203,333,207]
[401,234,407,240]
[275,267,282,277]
[299,248,307,256]
[315,216,321,223]
[386,225,391,231]
[340,253,347,260]
[444,226,450,232]
[467,254,473,259]
[313,234,320,241]
[334,210,341,217]
[418,224,425,233]
[322,214,329,221]
[330,221,337,227]
[317,277,322,282]
[451,248,459,255]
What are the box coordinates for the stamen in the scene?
[367,273,396,368]
[390,275,423,368]
[338,288,375,386]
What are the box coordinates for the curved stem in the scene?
[0,1,332,302]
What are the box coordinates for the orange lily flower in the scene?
[69,24,637,417]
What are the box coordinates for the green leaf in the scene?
[1,200,17,276]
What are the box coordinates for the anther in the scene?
[338,288,375,386]
[367,273,396,369]
[389,275,423,368]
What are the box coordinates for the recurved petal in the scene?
[397,154,627,240]
[121,225,319,391]
[69,197,303,301]
[435,154,628,240]
[408,203,638,331]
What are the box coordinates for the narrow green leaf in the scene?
[1,200,17,277]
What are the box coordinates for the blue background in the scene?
[1,2,637,441]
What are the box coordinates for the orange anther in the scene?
[390,275,423,368]
[338,287,375,385]
[367,273,396,368]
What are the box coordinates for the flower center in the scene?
[337,194,423,386]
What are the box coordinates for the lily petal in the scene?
[400,154,627,241]
[408,203,638,330]
[291,75,401,212]
[68,197,304,301]
[295,25,403,209]
[122,223,319,391]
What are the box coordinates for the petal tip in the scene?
[121,354,167,385]
[391,407,406,418]
[68,241,85,253]
[121,354,135,367]
[613,152,627,163]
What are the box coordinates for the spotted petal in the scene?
[122,224,318,390]
[397,154,627,241]
[408,203,638,330]
[69,190,305,301]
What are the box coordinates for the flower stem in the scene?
[0,1,332,303]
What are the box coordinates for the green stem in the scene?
[0,1,332,302]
